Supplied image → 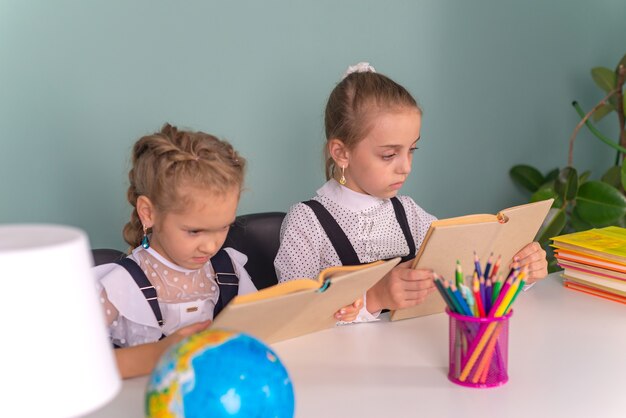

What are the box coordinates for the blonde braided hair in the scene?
[122,123,245,249]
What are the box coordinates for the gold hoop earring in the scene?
[339,165,347,185]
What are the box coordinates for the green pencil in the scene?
[491,273,503,304]
[455,260,463,288]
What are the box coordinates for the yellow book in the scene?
[212,257,400,343]
[551,226,626,263]
[390,199,553,321]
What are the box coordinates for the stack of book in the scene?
[552,226,626,304]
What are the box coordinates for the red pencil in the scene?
[473,273,486,317]
[489,255,501,280]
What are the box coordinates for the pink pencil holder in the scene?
[446,308,513,388]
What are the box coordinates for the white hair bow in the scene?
[342,62,376,80]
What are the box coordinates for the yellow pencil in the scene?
[459,279,519,381]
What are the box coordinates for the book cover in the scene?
[561,270,626,296]
[554,248,626,272]
[563,280,626,305]
[556,259,626,282]
[390,199,553,321]
[551,226,626,263]
[212,257,400,343]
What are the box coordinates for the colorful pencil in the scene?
[472,274,486,317]
[450,283,473,317]
[504,268,527,313]
[484,277,493,313]
[459,283,476,317]
[442,279,463,314]
[455,260,464,288]
[473,251,483,279]
[483,253,493,280]
[479,274,486,313]
[489,276,513,317]
[489,255,501,280]
[491,273,503,305]
[433,275,456,312]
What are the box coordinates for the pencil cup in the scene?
[446,308,513,388]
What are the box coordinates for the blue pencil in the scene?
[483,253,493,280]
[473,251,483,279]
[450,283,473,317]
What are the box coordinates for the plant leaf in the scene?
[531,183,561,207]
[510,165,544,193]
[545,168,559,183]
[574,180,626,225]
[579,170,591,184]
[537,207,566,243]
[570,209,594,231]
[601,165,622,188]
[621,162,626,191]
[554,167,578,201]
[592,102,614,122]
[591,67,616,93]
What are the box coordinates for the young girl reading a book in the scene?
[274,62,547,322]
[93,124,256,378]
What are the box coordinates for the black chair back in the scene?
[91,211,286,290]
[92,248,126,266]
[224,212,285,289]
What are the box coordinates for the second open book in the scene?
[212,257,400,343]
[390,198,554,321]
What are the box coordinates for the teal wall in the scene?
[1,1,625,249]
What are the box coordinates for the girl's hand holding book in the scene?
[366,260,436,312]
[512,242,547,284]
[334,298,363,322]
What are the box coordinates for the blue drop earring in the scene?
[141,224,150,249]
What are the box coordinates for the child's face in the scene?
[149,186,239,270]
[345,108,421,199]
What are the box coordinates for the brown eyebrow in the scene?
[378,138,420,149]
[183,219,235,232]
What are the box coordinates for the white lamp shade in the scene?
[0,224,121,417]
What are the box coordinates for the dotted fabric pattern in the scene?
[275,181,437,282]
[97,247,220,347]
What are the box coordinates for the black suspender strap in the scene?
[212,249,239,316]
[302,200,361,266]
[390,197,416,263]
[115,258,165,327]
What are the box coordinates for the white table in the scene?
[87,273,626,417]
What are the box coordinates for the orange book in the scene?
[390,199,553,321]
[555,249,626,272]
[564,280,626,305]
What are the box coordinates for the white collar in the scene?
[133,246,200,274]
[316,179,386,212]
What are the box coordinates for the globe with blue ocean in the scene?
[145,329,295,418]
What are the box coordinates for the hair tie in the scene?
[342,62,376,80]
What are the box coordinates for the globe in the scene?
[145,329,295,418]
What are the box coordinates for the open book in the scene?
[212,257,400,343]
[390,198,553,321]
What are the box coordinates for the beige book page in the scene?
[391,199,553,321]
[212,258,400,343]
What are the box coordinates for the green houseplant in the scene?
[510,53,626,271]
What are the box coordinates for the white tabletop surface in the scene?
[86,273,626,418]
